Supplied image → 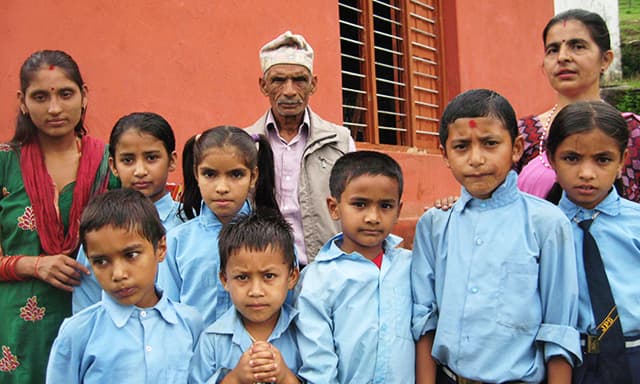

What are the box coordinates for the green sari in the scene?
[0,142,116,383]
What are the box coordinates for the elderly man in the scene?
[246,31,355,265]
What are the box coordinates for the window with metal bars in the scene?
[339,0,442,150]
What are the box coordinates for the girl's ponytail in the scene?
[179,135,201,220]
[253,134,279,212]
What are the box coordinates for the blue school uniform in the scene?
[157,200,251,326]
[294,233,414,384]
[72,192,183,314]
[558,189,640,382]
[46,289,203,384]
[412,171,581,383]
[189,303,300,384]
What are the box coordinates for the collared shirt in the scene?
[264,110,310,264]
[72,192,184,314]
[294,233,414,384]
[157,201,251,326]
[189,304,301,384]
[559,188,640,337]
[47,289,203,384]
[412,171,581,383]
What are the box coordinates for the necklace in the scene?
[538,104,558,169]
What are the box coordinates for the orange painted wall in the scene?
[444,0,556,116]
[0,0,344,163]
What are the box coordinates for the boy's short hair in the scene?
[439,88,518,147]
[79,189,165,250]
[329,150,403,200]
[218,208,296,273]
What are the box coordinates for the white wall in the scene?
[554,0,622,82]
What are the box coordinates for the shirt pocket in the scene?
[393,287,413,340]
[496,261,541,334]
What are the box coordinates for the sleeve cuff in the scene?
[536,323,582,366]
[412,303,438,340]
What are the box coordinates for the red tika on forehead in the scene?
[469,119,477,128]
[563,19,567,27]
[49,65,55,70]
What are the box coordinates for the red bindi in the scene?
[562,20,567,27]
[469,119,477,128]
[49,65,55,70]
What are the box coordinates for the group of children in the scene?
[44,88,639,384]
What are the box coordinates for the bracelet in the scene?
[34,256,42,280]
[0,256,25,282]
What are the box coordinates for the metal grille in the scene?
[339,0,441,148]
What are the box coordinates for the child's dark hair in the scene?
[109,112,176,158]
[79,189,165,250]
[545,101,629,204]
[180,126,278,220]
[12,50,87,147]
[543,9,611,54]
[329,150,404,200]
[218,208,296,274]
[439,88,518,147]
[545,101,628,158]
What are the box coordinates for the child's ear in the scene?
[396,200,403,221]
[155,236,167,263]
[618,148,629,178]
[511,135,524,164]
[108,157,119,177]
[440,144,451,169]
[287,267,300,290]
[326,196,340,220]
[250,166,259,189]
[219,271,229,291]
[168,151,178,172]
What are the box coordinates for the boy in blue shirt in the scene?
[412,89,581,383]
[295,150,414,383]
[189,209,301,384]
[46,189,203,384]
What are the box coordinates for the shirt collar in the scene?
[211,303,298,347]
[101,287,178,328]
[316,232,403,262]
[455,170,520,213]
[559,187,621,222]
[154,192,175,223]
[198,200,252,227]
[265,108,310,143]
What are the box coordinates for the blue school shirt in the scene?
[559,188,640,338]
[158,200,251,326]
[72,192,183,314]
[189,303,301,384]
[46,289,203,384]
[411,171,581,383]
[294,233,414,384]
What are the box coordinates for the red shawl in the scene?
[20,136,108,255]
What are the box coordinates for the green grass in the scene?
[620,0,640,42]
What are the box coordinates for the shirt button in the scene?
[470,287,478,294]
[285,176,291,181]
[140,311,147,317]
[475,238,483,245]
[480,203,487,208]
[286,146,291,151]
[145,345,152,352]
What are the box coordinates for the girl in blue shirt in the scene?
[73,112,183,313]
[546,101,640,384]
[158,126,278,326]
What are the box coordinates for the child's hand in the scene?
[223,347,260,384]
[424,195,458,212]
[248,341,299,384]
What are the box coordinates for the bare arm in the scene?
[546,356,572,384]
[416,332,437,384]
